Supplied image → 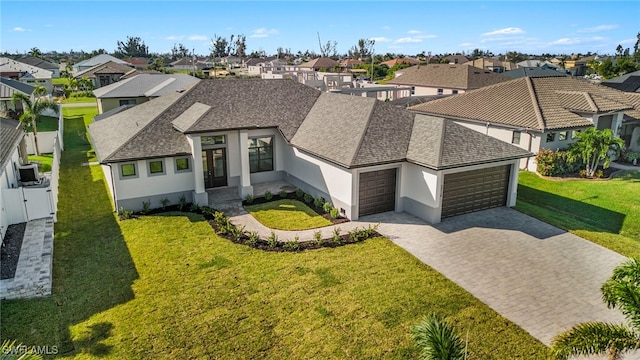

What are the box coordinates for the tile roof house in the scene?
[439,55,469,65]
[74,61,137,89]
[300,57,339,71]
[388,64,511,96]
[0,57,53,93]
[93,73,200,114]
[516,59,559,70]
[73,54,132,73]
[409,76,640,170]
[88,79,530,224]
[380,58,420,68]
[463,58,517,73]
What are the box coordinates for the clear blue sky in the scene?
[2,1,639,57]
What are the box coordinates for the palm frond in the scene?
[601,259,640,330]
[550,321,640,360]
[412,313,465,360]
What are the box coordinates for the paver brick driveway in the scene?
[359,207,628,346]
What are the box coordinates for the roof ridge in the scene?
[348,97,377,166]
[525,77,546,131]
[583,92,599,112]
[103,89,191,162]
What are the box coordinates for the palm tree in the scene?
[0,339,43,359]
[568,127,625,178]
[412,313,466,360]
[551,258,640,359]
[29,47,42,58]
[11,86,59,156]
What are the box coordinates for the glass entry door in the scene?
[202,148,227,188]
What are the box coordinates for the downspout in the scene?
[107,163,118,212]
[525,130,533,170]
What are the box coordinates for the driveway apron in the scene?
[359,207,628,347]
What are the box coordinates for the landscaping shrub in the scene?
[284,237,300,251]
[330,207,340,219]
[303,193,313,204]
[245,194,254,204]
[141,200,151,214]
[230,225,245,241]
[247,231,259,246]
[264,191,273,201]
[322,202,333,213]
[313,230,324,245]
[623,150,640,164]
[159,197,170,209]
[267,231,279,248]
[332,227,342,245]
[536,149,582,176]
[278,190,287,198]
[119,207,133,220]
[313,196,324,208]
[178,195,187,211]
[295,189,304,198]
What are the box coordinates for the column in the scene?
[238,130,253,198]
[190,135,208,206]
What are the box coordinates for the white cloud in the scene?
[395,37,422,44]
[407,30,422,34]
[578,24,618,33]
[619,38,636,44]
[250,28,279,38]
[166,35,185,41]
[382,26,391,30]
[370,37,392,43]
[188,35,208,41]
[482,27,524,36]
[11,27,27,32]
[417,34,437,39]
[550,38,581,45]
[459,42,473,47]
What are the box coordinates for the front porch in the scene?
[207,180,297,216]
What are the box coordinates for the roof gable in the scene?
[407,115,532,169]
[93,74,199,98]
[388,64,510,90]
[0,76,36,97]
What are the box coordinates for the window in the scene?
[201,135,225,146]
[452,89,458,94]
[248,137,274,173]
[119,99,136,106]
[120,163,137,179]
[558,131,568,141]
[546,132,556,142]
[175,157,190,172]
[410,86,415,95]
[512,131,521,145]
[437,88,444,95]
[148,160,164,175]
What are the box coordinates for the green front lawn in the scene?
[60,96,97,104]
[28,154,53,173]
[245,199,333,230]
[516,171,640,258]
[62,106,98,161]
[0,120,547,358]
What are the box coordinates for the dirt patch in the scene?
[1,222,26,280]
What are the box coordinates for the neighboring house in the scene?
[516,59,558,69]
[380,58,420,68]
[439,55,469,65]
[300,57,339,71]
[168,57,200,71]
[220,56,243,67]
[74,61,137,89]
[339,58,364,69]
[601,70,640,93]
[388,64,511,96]
[93,73,200,114]
[0,57,53,93]
[88,79,531,224]
[16,57,60,78]
[246,57,287,76]
[463,58,517,73]
[409,76,640,170]
[122,57,151,69]
[0,77,35,116]
[73,54,132,73]
[503,67,568,79]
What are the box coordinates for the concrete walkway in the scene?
[0,217,54,300]
[360,208,628,348]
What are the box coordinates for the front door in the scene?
[202,148,227,188]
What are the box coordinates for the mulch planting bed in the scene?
[1,222,26,280]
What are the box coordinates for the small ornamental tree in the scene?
[11,86,59,156]
[568,127,624,178]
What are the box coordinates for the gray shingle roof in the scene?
[75,54,131,68]
[503,67,567,79]
[0,118,23,176]
[388,64,510,90]
[93,74,200,98]
[16,57,59,70]
[0,77,36,98]
[407,115,532,170]
[90,78,531,170]
[74,61,134,79]
[601,70,640,93]
[409,76,638,131]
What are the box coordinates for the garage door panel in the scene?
[359,169,397,217]
[442,165,510,218]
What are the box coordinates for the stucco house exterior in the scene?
[0,77,36,116]
[388,64,511,96]
[88,79,531,224]
[93,73,200,114]
[409,76,640,170]
[74,61,137,89]
[73,54,133,74]
[0,57,53,93]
